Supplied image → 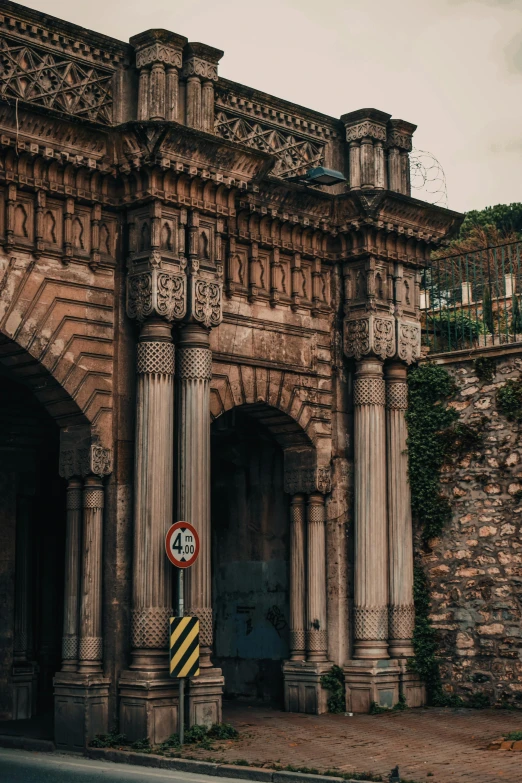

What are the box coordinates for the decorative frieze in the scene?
[136,341,175,376]
[136,44,183,70]
[131,607,172,649]
[354,606,388,641]
[345,121,387,143]
[176,347,213,381]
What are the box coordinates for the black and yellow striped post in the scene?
[169,617,200,679]
[169,615,199,745]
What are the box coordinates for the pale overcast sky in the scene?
[19,0,522,214]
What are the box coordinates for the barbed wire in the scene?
[409,148,448,208]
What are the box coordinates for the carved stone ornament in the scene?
[183,57,218,81]
[127,270,187,323]
[397,320,421,365]
[192,278,222,328]
[59,444,112,479]
[283,466,331,496]
[343,315,395,361]
[387,130,413,152]
[135,44,182,69]
[345,121,387,143]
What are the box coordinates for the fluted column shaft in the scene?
[149,62,166,120]
[186,76,202,129]
[353,357,389,660]
[138,68,150,121]
[13,494,33,663]
[306,493,328,662]
[61,478,83,671]
[289,494,306,661]
[385,362,415,658]
[177,323,213,667]
[131,318,175,672]
[78,474,104,674]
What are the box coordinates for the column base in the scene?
[187,667,224,727]
[344,658,400,713]
[119,670,180,745]
[54,671,110,750]
[11,662,38,719]
[283,660,332,715]
[397,659,426,707]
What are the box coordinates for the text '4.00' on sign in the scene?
[165,521,200,568]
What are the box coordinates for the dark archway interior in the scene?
[0,370,66,724]
[211,408,290,705]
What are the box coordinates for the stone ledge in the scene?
[0,734,55,753]
[85,748,366,783]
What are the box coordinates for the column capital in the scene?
[386,119,416,152]
[341,109,391,143]
[182,42,223,82]
[59,431,112,479]
[283,466,331,496]
[343,314,421,365]
[131,29,187,70]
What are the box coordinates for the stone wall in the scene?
[423,348,522,707]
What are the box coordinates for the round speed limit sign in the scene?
[165,521,200,568]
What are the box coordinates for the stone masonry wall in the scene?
[422,349,522,707]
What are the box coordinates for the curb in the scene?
[86,748,362,783]
[0,734,55,753]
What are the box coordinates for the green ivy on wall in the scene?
[406,364,458,542]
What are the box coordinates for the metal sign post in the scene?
[178,567,184,746]
[165,521,200,747]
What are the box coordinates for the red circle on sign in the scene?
[165,521,200,568]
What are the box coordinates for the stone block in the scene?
[54,672,110,750]
[119,671,180,745]
[398,665,426,708]
[344,658,400,713]
[283,660,332,714]
[187,668,224,728]
[11,663,37,719]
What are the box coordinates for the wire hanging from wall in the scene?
[409,148,448,208]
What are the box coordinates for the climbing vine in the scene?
[497,378,522,422]
[320,665,345,713]
[406,363,458,542]
[406,364,468,706]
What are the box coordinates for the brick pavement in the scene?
[187,704,522,783]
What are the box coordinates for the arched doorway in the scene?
[0,369,66,728]
[211,407,290,705]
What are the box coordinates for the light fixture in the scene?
[286,166,347,186]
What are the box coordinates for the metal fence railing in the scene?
[421,241,522,353]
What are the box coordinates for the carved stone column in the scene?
[341,109,390,190]
[343,355,400,713]
[61,478,83,672]
[176,322,223,725]
[119,318,179,744]
[130,319,175,673]
[306,493,328,663]
[182,43,223,132]
[385,363,415,658]
[54,440,111,751]
[289,494,306,661]
[283,462,332,715]
[78,475,104,675]
[352,357,388,660]
[131,30,187,122]
[386,120,416,196]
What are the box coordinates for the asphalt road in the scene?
[0,748,239,783]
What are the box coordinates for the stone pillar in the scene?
[131,30,187,122]
[119,318,179,745]
[385,363,425,707]
[177,321,224,727]
[386,120,416,196]
[341,109,391,190]
[78,475,104,675]
[306,493,327,663]
[182,43,223,132]
[289,494,306,661]
[344,357,399,713]
[352,357,388,660]
[385,363,415,658]
[11,490,37,720]
[55,442,111,751]
[61,478,83,672]
[130,319,175,673]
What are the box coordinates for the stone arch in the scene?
[0,248,114,447]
